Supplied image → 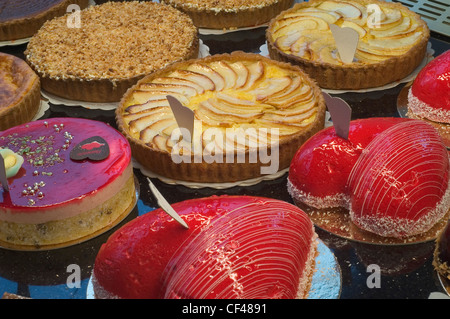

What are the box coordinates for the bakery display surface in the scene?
[266,0,430,90]
[0,3,449,301]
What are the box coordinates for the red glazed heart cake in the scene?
[0,118,136,249]
[92,195,318,299]
[407,50,450,126]
[288,117,450,238]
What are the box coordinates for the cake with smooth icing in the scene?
[160,0,294,29]
[92,195,318,299]
[0,0,89,41]
[0,118,135,249]
[116,51,326,183]
[266,0,430,89]
[0,53,41,131]
[408,50,450,124]
[288,117,450,238]
[25,1,199,102]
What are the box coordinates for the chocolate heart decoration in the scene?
[70,136,110,161]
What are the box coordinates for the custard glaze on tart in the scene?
[267,0,430,89]
[0,0,89,41]
[25,1,199,102]
[161,0,294,29]
[116,52,326,183]
[0,53,41,131]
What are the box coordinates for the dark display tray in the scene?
[0,26,449,300]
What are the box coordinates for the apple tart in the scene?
[116,52,326,183]
[0,0,89,41]
[25,1,199,103]
[160,0,294,29]
[266,0,430,90]
[0,53,41,131]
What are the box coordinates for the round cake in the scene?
[266,0,430,89]
[116,51,326,183]
[288,117,450,238]
[0,0,89,41]
[25,1,199,102]
[160,0,294,29]
[407,50,450,124]
[0,52,41,131]
[0,118,136,249]
[92,195,318,299]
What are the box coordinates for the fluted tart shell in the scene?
[161,0,294,29]
[266,0,430,90]
[116,51,326,183]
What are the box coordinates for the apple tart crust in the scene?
[116,52,326,183]
[0,53,41,131]
[161,0,294,29]
[266,0,430,90]
[25,1,199,103]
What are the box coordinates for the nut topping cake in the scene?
[25,1,199,102]
[0,53,41,131]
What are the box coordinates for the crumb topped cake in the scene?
[25,1,199,102]
[0,118,135,249]
[116,52,326,183]
[92,195,318,299]
[0,53,41,131]
[0,0,89,41]
[161,0,294,29]
[267,0,430,89]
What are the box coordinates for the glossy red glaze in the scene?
[0,118,131,211]
[288,117,408,202]
[289,117,450,238]
[93,195,316,299]
[348,120,449,237]
[411,50,450,111]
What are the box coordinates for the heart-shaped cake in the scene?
[288,117,450,238]
[408,50,450,124]
[92,195,318,299]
